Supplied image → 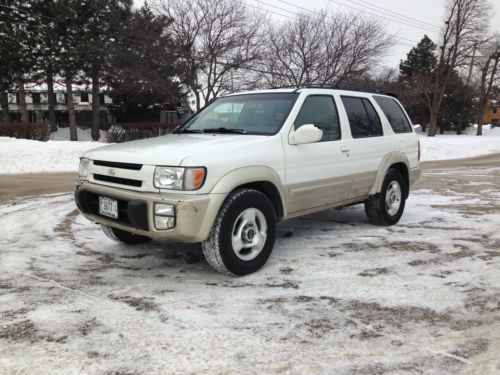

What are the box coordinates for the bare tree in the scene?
[476,36,500,135]
[263,10,391,88]
[427,0,490,136]
[155,0,264,111]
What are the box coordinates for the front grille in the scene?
[94,174,142,187]
[93,160,143,170]
[75,189,149,231]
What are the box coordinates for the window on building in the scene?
[294,95,341,142]
[32,93,41,104]
[374,95,412,133]
[341,96,383,138]
[80,92,89,102]
[99,93,105,105]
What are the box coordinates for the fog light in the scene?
[154,203,175,230]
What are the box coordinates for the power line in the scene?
[350,0,440,30]
[248,0,418,47]
[327,0,440,33]
[245,1,295,20]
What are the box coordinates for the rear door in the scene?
[338,95,393,199]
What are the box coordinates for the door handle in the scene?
[341,146,350,153]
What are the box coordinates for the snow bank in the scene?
[0,137,104,174]
[418,125,500,161]
[49,127,108,142]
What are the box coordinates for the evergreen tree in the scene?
[399,35,437,131]
[0,1,38,122]
[107,2,183,122]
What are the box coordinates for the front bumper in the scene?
[75,181,226,243]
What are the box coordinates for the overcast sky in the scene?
[137,0,500,70]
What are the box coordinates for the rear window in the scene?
[373,96,412,133]
[341,96,383,138]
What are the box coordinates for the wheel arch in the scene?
[369,152,410,198]
[210,166,287,220]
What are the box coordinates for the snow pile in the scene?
[418,125,500,161]
[49,127,108,142]
[0,137,104,174]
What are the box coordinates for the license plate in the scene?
[99,196,118,219]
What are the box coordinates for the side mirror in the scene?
[290,124,323,145]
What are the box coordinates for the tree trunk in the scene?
[91,67,101,141]
[194,89,201,111]
[65,73,78,141]
[428,110,438,137]
[46,63,57,132]
[0,81,10,123]
[16,77,29,123]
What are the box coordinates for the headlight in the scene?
[153,166,206,190]
[79,157,90,178]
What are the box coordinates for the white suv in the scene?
[75,88,421,275]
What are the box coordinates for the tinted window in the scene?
[341,96,383,138]
[374,96,412,133]
[294,95,340,142]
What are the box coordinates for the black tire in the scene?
[365,169,407,226]
[101,225,151,245]
[202,189,277,276]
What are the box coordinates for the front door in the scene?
[283,94,352,214]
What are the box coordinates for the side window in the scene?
[373,95,412,133]
[294,95,341,142]
[341,96,383,138]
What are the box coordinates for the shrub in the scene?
[0,122,50,141]
[106,122,178,143]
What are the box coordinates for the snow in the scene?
[0,162,499,373]
[418,124,500,161]
[49,126,108,142]
[0,133,105,174]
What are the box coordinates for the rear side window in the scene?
[294,95,341,142]
[341,96,383,138]
[373,95,412,133]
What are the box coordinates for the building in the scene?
[1,80,114,128]
[484,99,500,126]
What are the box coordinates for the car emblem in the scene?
[108,168,116,176]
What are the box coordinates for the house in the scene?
[484,99,500,127]
[1,80,114,128]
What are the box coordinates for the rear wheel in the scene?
[202,189,276,276]
[365,169,406,226]
[101,225,151,245]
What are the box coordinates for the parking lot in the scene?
[0,155,499,374]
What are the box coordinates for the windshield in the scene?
[178,93,298,135]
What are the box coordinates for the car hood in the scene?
[84,133,272,166]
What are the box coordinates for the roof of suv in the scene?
[224,87,395,99]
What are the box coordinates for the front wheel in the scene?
[202,189,277,276]
[365,169,407,226]
[101,225,151,245]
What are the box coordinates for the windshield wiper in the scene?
[202,127,247,134]
[175,128,204,134]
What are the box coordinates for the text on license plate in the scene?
[99,196,118,219]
